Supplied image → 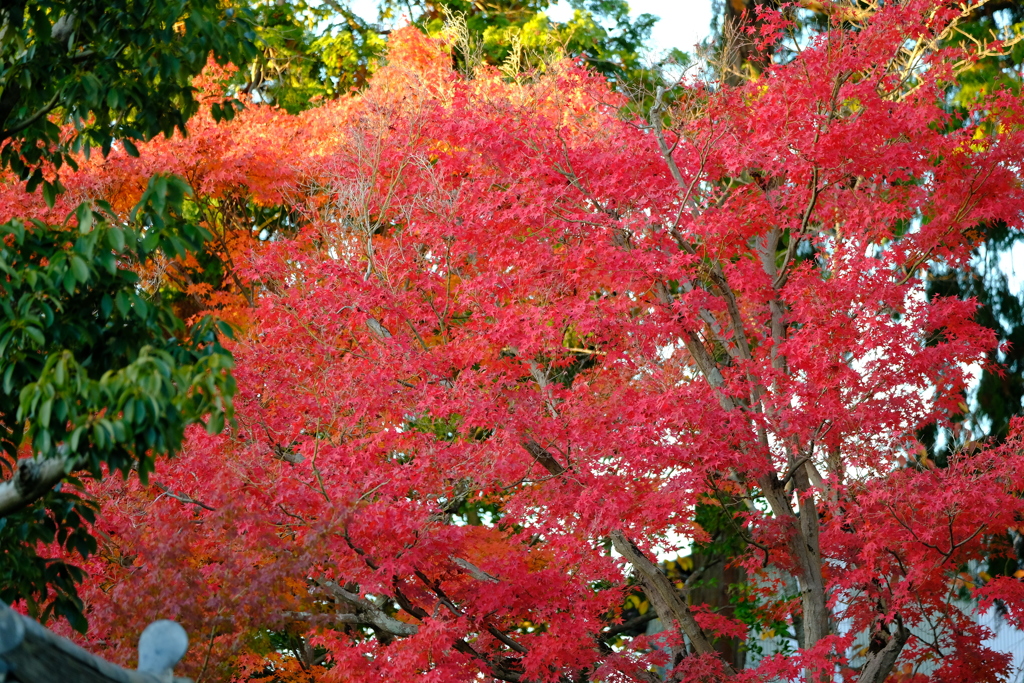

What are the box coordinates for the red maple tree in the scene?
[20,2,1024,681]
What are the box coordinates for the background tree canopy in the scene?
[235,0,668,112]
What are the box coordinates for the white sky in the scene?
[348,0,715,56]
[546,0,713,55]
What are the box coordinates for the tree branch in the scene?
[601,611,657,639]
[858,615,910,683]
[521,439,565,475]
[0,91,61,142]
[451,556,500,583]
[610,530,736,675]
[313,578,419,637]
[0,456,68,517]
[153,482,216,511]
[452,639,523,683]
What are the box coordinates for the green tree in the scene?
[0,179,237,630]
[235,0,388,112]
[0,0,257,198]
[0,0,252,629]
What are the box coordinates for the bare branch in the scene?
[0,457,68,517]
[154,482,216,511]
[314,578,419,637]
[610,530,736,675]
[521,439,566,476]
[451,556,500,583]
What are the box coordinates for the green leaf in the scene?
[69,255,90,283]
[35,429,51,455]
[206,411,225,435]
[24,326,44,347]
[2,364,15,394]
[42,181,56,208]
[69,426,85,452]
[75,203,93,234]
[100,294,113,319]
[92,423,106,449]
[130,293,149,319]
[25,169,43,194]
[107,226,126,252]
[150,175,167,216]
[96,251,116,275]
[115,291,130,316]
[38,398,52,427]
[216,320,236,340]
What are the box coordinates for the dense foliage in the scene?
[5,2,1024,683]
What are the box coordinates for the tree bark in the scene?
[0,457,68,517]
[721,0,781,85]
[610,530,737,678]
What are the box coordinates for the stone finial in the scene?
[0,606,25,656]
[137,620,188,681]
